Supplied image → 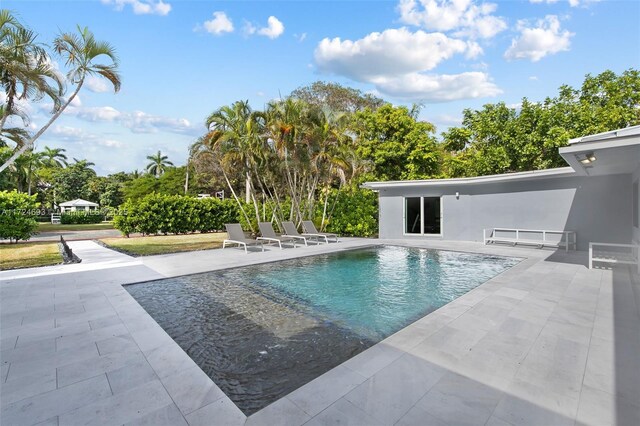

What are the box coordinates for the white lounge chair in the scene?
[281,221,314,246]
[223,223,264,254]
[257,222,297,249]
[301,220,339,243]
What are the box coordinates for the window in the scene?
[405,197,441,235]
[634,179,639,228]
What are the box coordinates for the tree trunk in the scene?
[245,172,251,204]
[222,168,254,232]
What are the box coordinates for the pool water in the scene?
[125,246,520,415]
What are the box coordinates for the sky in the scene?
[6,0,640,175]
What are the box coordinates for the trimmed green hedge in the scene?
[113,194,239,237]
[0,191,39,243]
[61,212,104,224]
[317,188,378,237]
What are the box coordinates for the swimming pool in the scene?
[125,245,520,414]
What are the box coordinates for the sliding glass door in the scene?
[405,197,441,235]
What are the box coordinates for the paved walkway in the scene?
[0,241,140,281]
[1,240,639,425]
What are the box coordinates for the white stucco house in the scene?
[59,198,100,213]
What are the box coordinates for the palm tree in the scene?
[0,10,63,132]
[0,25,121,173]
[145,150,173,178]
[41,146,68,168]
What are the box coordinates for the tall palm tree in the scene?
[0,10,63,132]
[0,25,121,173]
[145,150,173,178]
[41,146,67,168]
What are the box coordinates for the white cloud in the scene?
[504,15,573,62]
[99,139,124,148]
[202,12,234,35]
[295,33,307,42]
[75,106,122,122]
[243,21,257,36]
[86,76,112,93]
[63,104,197,135]
[530,0,594,7]
[258,16,285,39]
[101,0,171,16]
[529,75,539,80]
[314,28,500,102]
[397,0,507,39]
[315,28,469,81]
[372,72,502,102]
[120,111,195,134]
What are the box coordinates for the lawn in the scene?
[38,222,115,232]
[0,242,63,270]
[100,232,227,256]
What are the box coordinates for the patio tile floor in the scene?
[1,238,639,425]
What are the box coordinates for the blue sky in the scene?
[6,0,640,175]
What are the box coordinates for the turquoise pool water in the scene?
[126,245,520,414]
[251,245,521,340]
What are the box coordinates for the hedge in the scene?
[0,191,39,243]
[60,212,104,224]
[316,187,378,237]
[113,194,239,237]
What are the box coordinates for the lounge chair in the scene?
[281,221,314,246]
[257,222,297,249]
[223,223,264,254]
[302,220,339,243]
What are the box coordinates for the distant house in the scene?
[59,199,100,213]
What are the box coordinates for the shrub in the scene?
[112,194,239,237]
[60,211,104,224]
[319,187,378,237]
[0,191,39,243]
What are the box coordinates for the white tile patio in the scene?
[1,238,639,425]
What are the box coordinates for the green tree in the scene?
[353,104,440,181]
[1,24,121,173]
[41,146,68,168]
[0,10,63,132]
[290,81,384,113]
[0,190,39,243]
[123,166,194,202]
[51,159,97,202]
[441,69,640,177]
[145,150,174,178]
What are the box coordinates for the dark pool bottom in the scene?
[125,275,375,415]
[125,246,520,415]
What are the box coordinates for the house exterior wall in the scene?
[633,165,640,244]
[377,173,632,251]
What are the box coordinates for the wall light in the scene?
[578,152,597,165]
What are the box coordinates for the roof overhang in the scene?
[559,125,640,176]
[361,167,576,190]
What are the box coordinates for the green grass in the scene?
[38,222,114,232]
[0,242,62,270]
[100,232,227,256]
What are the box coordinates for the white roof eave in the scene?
[361,167,576,190]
